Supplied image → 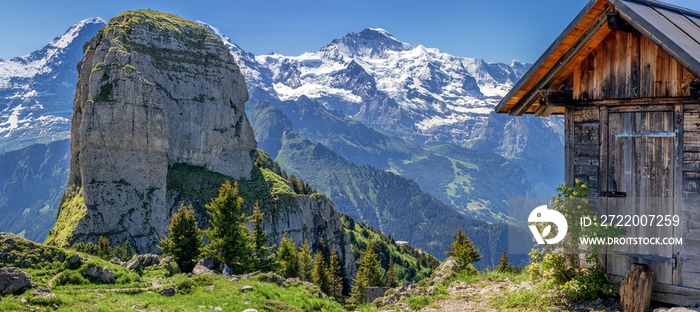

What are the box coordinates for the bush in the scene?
[176,279,194,294]
[55,271,85,286]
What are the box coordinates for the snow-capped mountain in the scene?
[199,24,553,148]
[199,24,563,194]
[0,18,106,154]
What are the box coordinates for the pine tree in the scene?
[158,203,203,273]
[312,250,331,295]
[496,249,510,273]
[276,232,300,278]
[251,201,276,272]
[446,226,482,270]
[98,236,112,259]
[288,175,302,194]
[204,181,253,274]
[350,237,385,306]
[298,239,313,282]
[361,238,384,287]
[328,249,344,303]
[349,267,368,308]
[386,257,398,287]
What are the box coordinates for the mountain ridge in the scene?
[0,17,106,154]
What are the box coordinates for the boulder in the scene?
[158,286,176,297]
[159,256,180,274]
[240,285,254,293]
[68,254,85,266]
[192,265,214,275]
[196,257,220,271]
[431,256,457,285]
[366,287,392,303]
[126,254,160,271]
[81,264,116,283]
[0,268,31,295]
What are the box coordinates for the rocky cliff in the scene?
[47,10,256,253]
[45,11,355,281]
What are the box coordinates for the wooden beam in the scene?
[537,89,575,107]
[509,6,613,116]
[565,107,575,185]
[534,102,558,117]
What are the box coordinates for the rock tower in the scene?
[47,10,257,252]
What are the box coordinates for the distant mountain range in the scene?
[0,18,560,264]
[199,22,564,197]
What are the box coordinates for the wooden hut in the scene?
[497,0,700,305]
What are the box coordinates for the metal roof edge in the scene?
[612,0,700,79]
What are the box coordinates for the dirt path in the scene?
[47,271,64,288]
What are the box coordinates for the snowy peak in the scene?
[321,27,413,59]
[195,21,242,52]
[0,17,106,153]
[1,17,106,79]
[48,17,106,50]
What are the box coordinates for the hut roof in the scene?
[496,0,700,116]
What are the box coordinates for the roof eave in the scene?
[495,0,603,115]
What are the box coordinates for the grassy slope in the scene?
[0,233,344,312]
[166,161,299,220]
[341,214,439,284]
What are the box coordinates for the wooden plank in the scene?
[596,36,605,99]
[655,44,669,97]
[600,106,609,193]
[616,31,627,99]
[630,33,641,98]
[566,107,575,185]
[682,67,697,97]
[573,63,581,101]
[640,36,655,98]
[675,103,683,286]
[684,109,700,132]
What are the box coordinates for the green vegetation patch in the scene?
[98,9,218,42]
[166,161,299,227]
[45,189,86,248]
[341,214,439,285]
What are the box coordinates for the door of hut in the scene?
[604,109,677,285]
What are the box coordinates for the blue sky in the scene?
[3,0,700,63]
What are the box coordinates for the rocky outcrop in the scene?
[46,10,256,253]
[0,268,32,295]
[81,263,116,283]
[430,256,457,285]
[126,254,160,271]
[259,194,356,281]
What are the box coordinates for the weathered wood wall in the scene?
[681,105,700,289]
[568,107,601,194]
[573,30,696,101]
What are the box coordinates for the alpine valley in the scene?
[0,17,563,266]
